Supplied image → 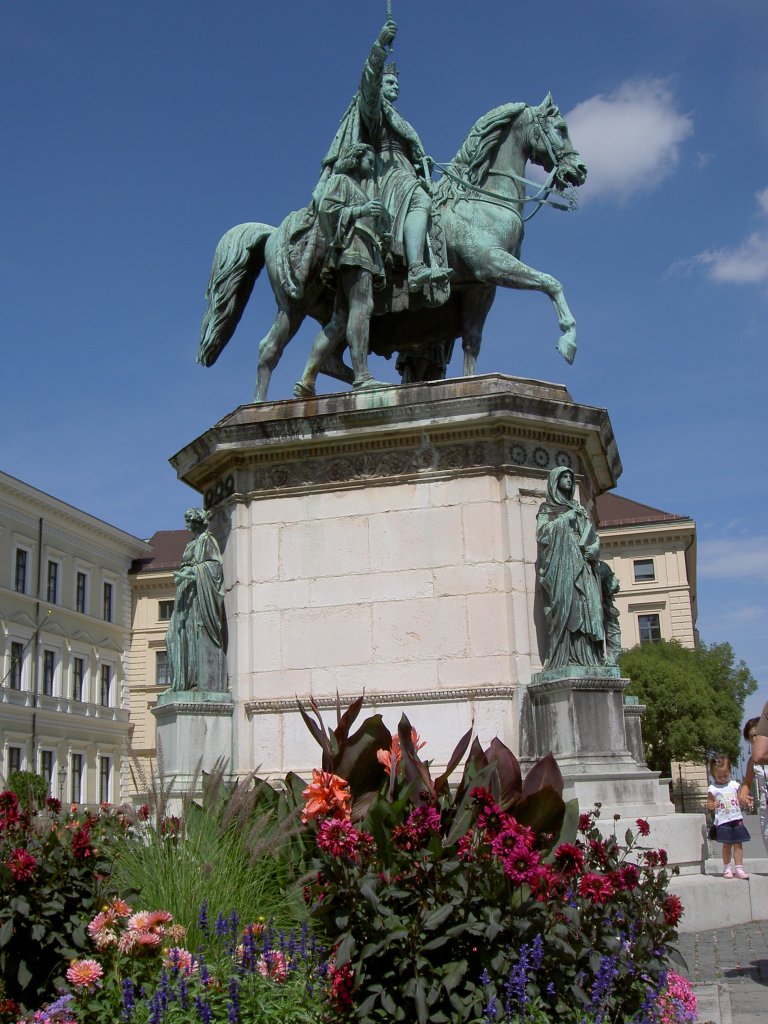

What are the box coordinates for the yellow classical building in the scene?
[126,530,188,791]
[0,471,150,805]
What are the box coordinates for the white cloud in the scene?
[678,187,768,285]
[699,536,768,581]
[565,80,693,203]
[686,231,768,285]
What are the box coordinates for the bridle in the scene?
[432,106,580,223]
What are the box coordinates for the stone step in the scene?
[669,868,768,932]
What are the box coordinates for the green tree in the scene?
[619,640,757,774]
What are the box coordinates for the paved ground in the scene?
[677,921,767,1024]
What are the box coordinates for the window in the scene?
[14,549,27,593]
[99,756,111,804]
[638,613,662,644]
[76,572,88,614]
[9,642,23,689]
[156,650,169,688]
[72,657,85,701]
[103,582,113,621]
[40,750,53,792]
[633,558,655,583]
[70,753,83,804]
[158,600,174,621]
[7,746,22,775]
[42,649,55,696]
[100,664,111,706]
[46,560,59,603]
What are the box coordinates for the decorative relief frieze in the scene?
[244,685,516,718]
[204,430,583,506]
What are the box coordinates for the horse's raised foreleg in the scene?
[254,306,305,402]
[482,246,578,364]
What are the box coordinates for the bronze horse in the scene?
[198,95,587,402]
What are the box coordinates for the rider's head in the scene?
[382,63,399,102]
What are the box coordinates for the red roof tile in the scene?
[596,493,690,528]
[131,530,190,573]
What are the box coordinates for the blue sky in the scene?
[2,1,767,717]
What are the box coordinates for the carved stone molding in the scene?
[527,675,630,696]
[244,685,517,718]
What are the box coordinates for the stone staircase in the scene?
[667,814,768,932]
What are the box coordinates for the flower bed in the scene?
[5,699,698,1023]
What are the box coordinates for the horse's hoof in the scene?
[557,332,577,365]
[293,380,316,399]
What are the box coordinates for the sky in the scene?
[2,1,767,719]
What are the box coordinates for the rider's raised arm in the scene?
[359,21,396,141]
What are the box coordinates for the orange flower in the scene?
[301,769,352,823]
[377,730,426,776]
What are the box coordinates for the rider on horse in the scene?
[319,19,451,298]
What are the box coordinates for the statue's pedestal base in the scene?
[524,669,674,817]
[152,689,234,791]
[170,374,622,780]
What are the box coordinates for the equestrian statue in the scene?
[197,16,588,403]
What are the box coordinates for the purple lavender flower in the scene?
[194,995,212,1024]
[228,976,240,1024]
[198,899,209,937]
[121,979,136,1022]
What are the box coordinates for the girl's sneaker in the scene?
[723,866,734,878]
[734,866,749,880]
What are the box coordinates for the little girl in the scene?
[707,754,750,879]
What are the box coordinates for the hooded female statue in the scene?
[166,508,227,691]
[535,466,605,670]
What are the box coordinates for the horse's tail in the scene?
[197,222,274,367]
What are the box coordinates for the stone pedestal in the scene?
[152,689,234,790]
[170,374,622,780]
[522,668,673,817]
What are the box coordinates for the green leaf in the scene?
[414,977,428,1024]
[17,958,33,990]
[423,904,454,930]
[334,932,355,966]
[0,918,13,947]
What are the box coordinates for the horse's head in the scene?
[528,94,587,191]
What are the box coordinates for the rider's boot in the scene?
[408,262,432,291]
[352,372,389,391]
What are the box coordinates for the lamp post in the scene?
[58,762,66,802]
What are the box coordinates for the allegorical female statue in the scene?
[166,508,227,691]
[535,466,605,670]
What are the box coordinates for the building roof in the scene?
[595,493,691,528]
[131,530,190,573]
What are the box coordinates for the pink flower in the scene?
[317,818,360,858]
[658,971,696,1024]
[66,959,103,990]
[87,911,118,949]
[127,909,172,932]
[499,844,541,885]
[553,842,585,877]
[663,893,684,926]
[6,848,37,881]
[577,872,614,904]
[257,950,288,982]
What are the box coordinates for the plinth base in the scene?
[153,689,234,790]
[524,670,675,816]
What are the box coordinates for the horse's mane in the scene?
[433,102,527,204]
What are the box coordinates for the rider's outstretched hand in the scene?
[378,20,397,47]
